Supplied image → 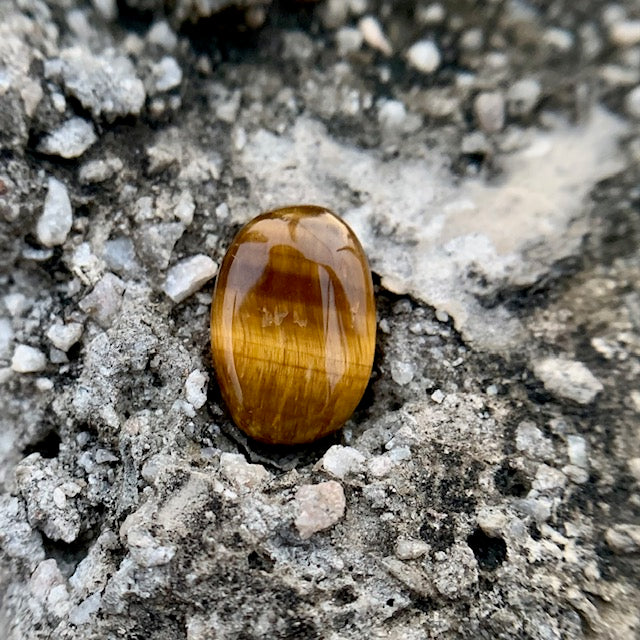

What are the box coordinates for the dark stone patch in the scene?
[494,463,531,497]
[467,527,507,571]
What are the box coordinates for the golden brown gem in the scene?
[210,205,376,445]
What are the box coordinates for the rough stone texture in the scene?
[1,1,640,639]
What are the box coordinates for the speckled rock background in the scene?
[1,0,639,638]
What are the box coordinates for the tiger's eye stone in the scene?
[210,205,376,445]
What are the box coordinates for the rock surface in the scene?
[0,1,639,639]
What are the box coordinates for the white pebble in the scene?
[147,21,178,51]
[78,157,123,184]
[406,40,441,74]
[185,369,208,408]
[368,455,394,478]
[321,445,365,479]
[11,344,47,373]
[358,16,392,56]
[336,27,363,56]
[431,389,445,404]
[391,361,415,386]
[3,293,27,317]
[95,449,118,464]
[543,27,574,51]
[605,524,640,554]
[53,487,67,509]
[175,190,195,226]
[508,78,541,116]
[567,435,588,469]
[37,178,73,247]
[395,538,430,560]
[0,318,13,360]
[609,20,640,47]
[164,255,218,303]
[533,357,603,404]
[474,91,506,133]
[417,3,445,25]
[35,378,54,392]
[435,309,449,323]
[151,56,182,93]
[628,458,640,482]
[91,0,117,21]
[294,481,346,539]
[378,99,407,129]
[46,323,83,352]
[219,453,270,491]
[38,118,97,159]
[533,464,566,491]
[79,273,125,328]
[625,86,640,119]
[516,421,554,459]
[102,237,138,275]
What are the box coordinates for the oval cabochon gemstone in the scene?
[210,205,376,445]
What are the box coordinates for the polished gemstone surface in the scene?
[210,205,376,445]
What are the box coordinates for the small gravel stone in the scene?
[37,117,97,159]
[508,78,542,116]
[0,319,13,360]
[319,0,348,29]
[474,91,506,133]
[185,369,208,408]
[476,508,507,537]
[417,3,446,25]
[69,592,102,626]
[294,481,346,539]
[625,86,640,119]
[91,0,117,20]
[431,389,445,404]
[35,378,54,392]
[175,190,196,226]
[102,237,139,276]
[37,178,73,248]
[45,47,146,121]
[321,445,366,479]
[336,27,363,56]
[147,21,178,51]
[391,361,415,386]
[11,345,47,373]
[95,449,118,464]
[164,255,218,303]
[78,273,125,328]
[566,435,588,469]
[406,40,441,74]
[533,464,566,491]
[367,455,394,478]
[46,322,83,352]
[609,20,640,47]
[533,357,603,404]
[515,421,554,460]
[358,16,392,56]
[605,524,640,554]
[543,27,574,51]
[395,539,430,560]
[3,293,27,317]
[151,56,182,93]
[629,458,640,482]
[219,453,270,490]
[563,464,589,484]
[78,157,123,184]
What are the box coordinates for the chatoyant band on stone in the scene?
[210,205,376,445]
